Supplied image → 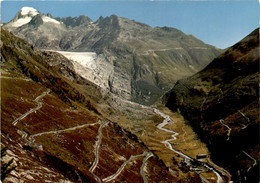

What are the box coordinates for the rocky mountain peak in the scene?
[97,14,120,28]
[5,7,61,30]
[5,7,40,28]
[95,16,104,23]
[56,15,92,27]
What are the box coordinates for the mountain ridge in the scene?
[4,7,223,105]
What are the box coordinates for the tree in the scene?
[1,146,16,181]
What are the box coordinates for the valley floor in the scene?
[105,100,231,182]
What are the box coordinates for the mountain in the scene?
[4,7,222,105]
[164,28,259,182]
[4,7,66,50]
[2,27,220,182]
[4,7,40,29]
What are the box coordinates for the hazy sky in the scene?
[1,0,259,49]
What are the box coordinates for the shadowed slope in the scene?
[165,28,259,183]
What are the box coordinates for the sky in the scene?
[1,0,259,49]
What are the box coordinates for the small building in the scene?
[196,154,207,160]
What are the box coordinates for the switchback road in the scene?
[29,121,100,143]
[89,121,109,183]
[102,151,152,183]
[12,89,50,126]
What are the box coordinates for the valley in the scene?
[1,5,258,183]
[1,27,224,182]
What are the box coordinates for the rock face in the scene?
[164,28,259,183]
[4,7,222,104]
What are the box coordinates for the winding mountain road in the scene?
[242,151,257,172]
[154,109,192,161]
[12,89,50,126]
[89,121,109,183]
[219,119,231,141]
[154,108,224,183]
[199,174,211,183]
[117,101,226,182]
[102,151,152,183]
[140,152,153,183]
[238,111,250,122]
[10,84,227,183]
[238,110,250,129]
[29,121,100,143]
[215,170,224,183]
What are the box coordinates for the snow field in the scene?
[57,51,97,70]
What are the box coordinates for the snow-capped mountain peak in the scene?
[7,7,40,28]
[20,7,39,16]
[6,7,60,28]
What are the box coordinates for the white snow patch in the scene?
[42,16,60,24]
[21,7,39,16]
[11,17,32,27]
[44,50,112,91]
[57,51,97,70]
